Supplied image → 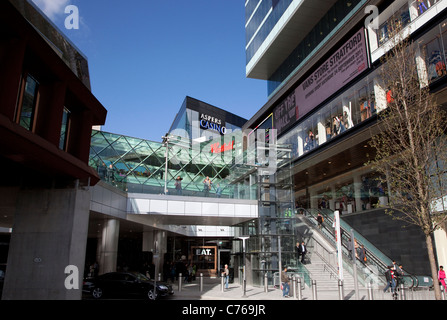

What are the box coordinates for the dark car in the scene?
[83,271,174,300]
[0,264,5,297]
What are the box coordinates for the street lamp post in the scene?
[238,236,249,298]
[162,133,169,195]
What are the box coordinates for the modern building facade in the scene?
[86,97,259,277]
[2,0,447,300]
[0,0,107,299]
[242,0,447,283]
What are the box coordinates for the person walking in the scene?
[383,266,397,297]
[223,264,230,289]
[316,213,324,229]
[281,266,290,298]
[439,266,446,291]
[203,176,212,197]
[298,241,307,264]
[357,244,367,264]
[175,176,183,195]
[295,242,300,262]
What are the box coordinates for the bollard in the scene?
[338,279,344,300]
[312,280,317,300]
[178,273,182,292]
[367,283,374,300]
[297,277,303,300]
[264,273,268,293]
[292,276,297,299]
[199,273,203,292]
[242,279,247,297]
[399,284,406,300]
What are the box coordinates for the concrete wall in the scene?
[342,209,431,275]
[2,187,90,300]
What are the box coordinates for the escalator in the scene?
[297,207,434,290]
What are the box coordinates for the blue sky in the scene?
[30,0,267,142]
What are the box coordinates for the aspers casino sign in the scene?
[200,113,227,135]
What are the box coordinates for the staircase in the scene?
[294,214,361,292]
[303,256,358,291]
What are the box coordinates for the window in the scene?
[425,37,446,82]
[59,107,71,150]
[16,74,39,131]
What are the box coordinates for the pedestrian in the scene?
[316,213,324,229]
[383,266,397,295]
[392,260,398,270]
[357,244,367,264]
[281,266,290,298]
[175,176,183,195]
[395,263,404,286]
[192,264,197,281]
[216,184,222,198]
[222,264,230,289]
[298,241,307,264]
[347,238,355,260]
[170,262,176,282]
[203,176,212,197]
[439,266,446,291]
[295,242,300,262]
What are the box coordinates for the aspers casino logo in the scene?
[200,114,227,135]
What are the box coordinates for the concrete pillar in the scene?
[330,185,336,210]
[309,188,318,209]
[353,174,363,213]
[142,230,167,277]
[317,120,326,145]
[434,228,447,268]
[373,77,387,114]
[297,134,304,157]
[415,45,429,87]
[97,219,120,274]
[2,187,90,300]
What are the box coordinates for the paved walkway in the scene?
[165,277,436,301]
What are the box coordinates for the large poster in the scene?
[273,28,368,134]
[295,28,368,121]
[273,91,296,135]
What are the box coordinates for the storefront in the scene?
[166,236,234,277]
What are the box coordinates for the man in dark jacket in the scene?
[383,266,397,295]
[298,242,307,264]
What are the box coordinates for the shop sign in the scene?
[195,248,214,256]
[200,114,227,135]
[210,141,234,154]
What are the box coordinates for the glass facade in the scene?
[90,129,260,199]
[266,0,364,96]
[245,0,294,64]
[236,1,447,285]
[89,98,258,199]
[277,67,380,159]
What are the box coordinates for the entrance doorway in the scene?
[218,249,233,282]
[218,249,230,273]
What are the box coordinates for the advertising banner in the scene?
[273,28,368,135]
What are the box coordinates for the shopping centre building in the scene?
[1,0,447,299]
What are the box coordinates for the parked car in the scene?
[0,264,5,297]
[83,271,174,300]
